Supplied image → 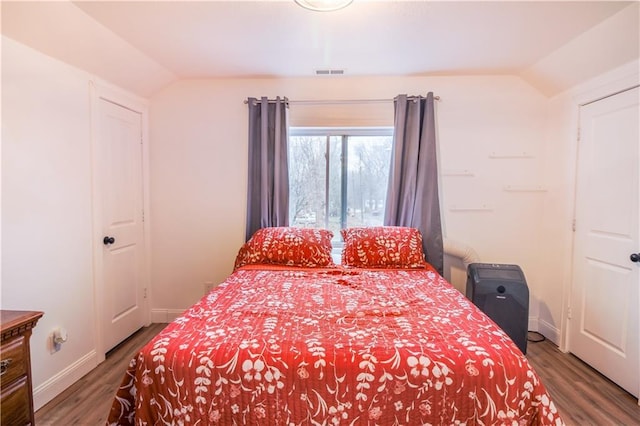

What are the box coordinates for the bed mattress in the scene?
[108,264,562,425]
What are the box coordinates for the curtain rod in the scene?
[244,95,440,105]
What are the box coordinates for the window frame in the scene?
[290,127,394,138]
[288,126,394,240]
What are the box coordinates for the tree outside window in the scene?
[289,128,393,245]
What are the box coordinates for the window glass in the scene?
[346,136,392,228]
[289,128,393,245]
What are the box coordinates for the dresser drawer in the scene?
[1,310,43,426]
[1,376,31,425]
[1,335,27,388]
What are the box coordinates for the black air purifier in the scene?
[466,263,529,354]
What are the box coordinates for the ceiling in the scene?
[1,1,636,97]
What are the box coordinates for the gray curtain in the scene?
[384,93,443,274]
[245,96,289,241]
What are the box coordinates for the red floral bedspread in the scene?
[107,265,563,425]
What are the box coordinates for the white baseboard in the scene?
[33,350,99,411]
[537,318,560,345]
[150,308,184,323]
[528,316,539,333]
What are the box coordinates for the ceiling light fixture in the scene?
[295,0,353,12]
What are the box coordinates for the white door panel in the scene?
[98,98,146,352]
[108,245,139,321]
[570,86,639,399]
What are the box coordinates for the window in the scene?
[288,127,393,244]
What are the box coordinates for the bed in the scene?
[107,226,563,425]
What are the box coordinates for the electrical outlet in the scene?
[50,327,68,353]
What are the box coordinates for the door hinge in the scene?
[572,219,576,232]
[143,288,148,299]
[567,306,572,320]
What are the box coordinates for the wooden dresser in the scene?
[1,310,43,426]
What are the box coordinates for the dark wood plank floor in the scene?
[525,333,640,425]
[35,326,640,425]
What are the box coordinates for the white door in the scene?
[570,86,639,398]
[98,98,146,352]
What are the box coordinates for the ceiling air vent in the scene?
[315,69,345,76]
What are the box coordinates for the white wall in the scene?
[1,36,99,409]
[148,75,550,325]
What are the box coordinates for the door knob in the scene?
[631,253,640,263]
[103,236,115,245]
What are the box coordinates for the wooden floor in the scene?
[525,334,640,425]
[35,326,640,425]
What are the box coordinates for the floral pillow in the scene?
[340,226,428,268]
[234,227,335,270]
